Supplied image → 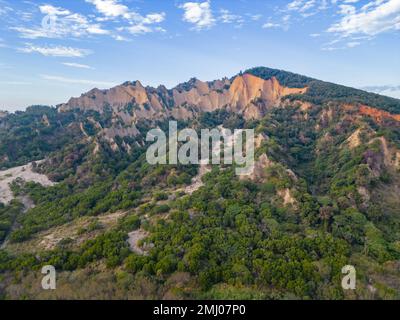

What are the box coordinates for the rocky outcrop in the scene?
[243,153,274,182]
[374,136,400,169]
[346,128,362,149]
[363,136,400,177]
[277,188,297,207]
[58,74,308,122]
[172,74,307,119]
[59,81,149,112]
[101,126,140,152]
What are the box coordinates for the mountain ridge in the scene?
[57,67,400,117]
[57,72,308,122]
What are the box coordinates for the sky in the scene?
[0,0,400,111]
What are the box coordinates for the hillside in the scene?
[1,67,400,300]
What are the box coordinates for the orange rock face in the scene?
[359,105,400,123]
[228,74,308,115]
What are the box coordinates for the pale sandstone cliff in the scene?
[58,74,308,123]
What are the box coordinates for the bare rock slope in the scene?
[59,74,307,122]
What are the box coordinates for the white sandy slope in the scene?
[0,162,55,205]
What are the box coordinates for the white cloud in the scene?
[142,13,166,24]
[62,62,94,69]
[86,24,110,34]
[18,11,34,22]
[180,1,215,30]
[361,84,400,92]
[219,9,244,26]
[321,38,344,50]
[113,34,129,41]
[85,0,132,19]
[127,24,152,34]
[286,0,333,18]
[302,0,317,12]
[86,0,165,25]
[0,6,13,16]
[39,5,70,16]
[360,84,400,99]
[328,0,400,36]
[262,22,281,29]
[11,26,49,39]
[12,5,110,39]
[20,45,92,58]
[40,74,116,88]
[338,4,356,15]
[287,0,305,11]
[85,0,165,35]
[155,27,167,33]
[262,13,291,31]
[287,0,320,13]
[125,12,166,34]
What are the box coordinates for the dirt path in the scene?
[185,164,211,194]
[184,127,240,194]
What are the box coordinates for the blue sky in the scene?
[0,0,400,111]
